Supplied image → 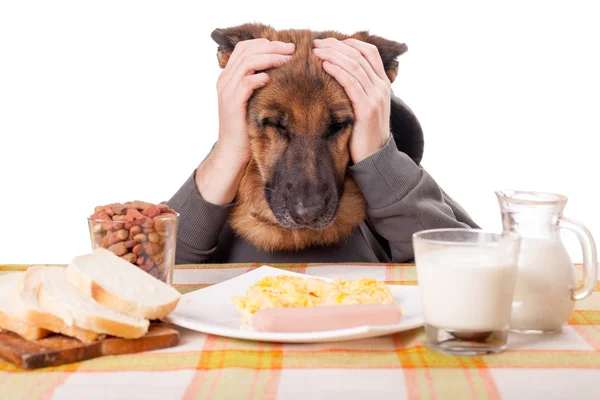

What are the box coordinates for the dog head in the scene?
[212,23,407,231]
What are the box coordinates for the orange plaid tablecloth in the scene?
[0,263,599,400]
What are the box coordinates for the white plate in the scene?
[166,266,424,343]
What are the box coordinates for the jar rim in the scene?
[87,211,180,222]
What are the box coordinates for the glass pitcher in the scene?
[496,190,598,333]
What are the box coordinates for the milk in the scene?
[416,248,518,331]
[510,238,576,332]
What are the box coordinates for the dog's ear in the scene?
[211,23,275,68]
[351,32,407,83]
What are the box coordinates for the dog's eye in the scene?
[261,118,283,129]
[326,121,350,139]
[261,118,290,138]
[260,118,273,128]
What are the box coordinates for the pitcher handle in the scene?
[558,217,598,301]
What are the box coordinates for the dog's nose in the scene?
[291,197,325,226]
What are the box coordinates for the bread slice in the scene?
[30,266,149,339]
[0,272,50,340]
[12,266,101,343]
[66,248,181,320]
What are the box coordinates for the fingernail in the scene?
[286,42,295,48]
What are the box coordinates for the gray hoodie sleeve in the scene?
[165,172,233,263]
[349,136,478,262]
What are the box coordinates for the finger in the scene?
[228,53,292,88]
[341,38,388,82]
[220,53,290,92]
[313,38,379,85]
[321,60,369,106]
[221,39,294,86]
[231,72,270,102]
[228,39,295,71]
[313,47,377,99]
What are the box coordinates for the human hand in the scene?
[215,38,295,164]
[313,38,391,164]
[197,39,295,205]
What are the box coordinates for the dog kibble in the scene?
[89,201,177,282]
[132,243,143,255]
[142,218,154,229]
[108,242,128,256]
[143,205,161,219]
[141,257,154,272]
[152,252,165,265]
[96,212,111,221]
[122,253,137,263]
[94,233,104,244]
[102,231,124,247]
[134,200,151,210]
[126,208,144,221]
[134,233,147,243]
[153,214,174,232]
[148,232,159,243]
[143,242,160,256]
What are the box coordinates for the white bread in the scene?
[30,266,149,339]
[0,272,50,341]
[66,248,181,320]
[12,267,101,343]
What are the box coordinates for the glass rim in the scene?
[87,211,180,223]
[412,228,520,247]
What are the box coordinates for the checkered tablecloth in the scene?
[0,263,599,400]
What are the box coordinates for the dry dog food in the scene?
[89,201,178,282]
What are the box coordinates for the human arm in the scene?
[313,37,477,261]
[350,137,477,262]
[167,39,295,263]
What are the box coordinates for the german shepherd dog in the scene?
[211,23,408,253]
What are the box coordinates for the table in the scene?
[0,263,598,400]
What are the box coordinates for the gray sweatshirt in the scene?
[166,94,478,264]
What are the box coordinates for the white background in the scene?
[0,0,598,264]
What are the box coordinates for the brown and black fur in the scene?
[211,23,407,252]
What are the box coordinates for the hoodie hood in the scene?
[390,90,424,165]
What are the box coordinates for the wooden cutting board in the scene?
[0,323,179,370]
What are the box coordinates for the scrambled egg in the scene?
[232,275,395,322]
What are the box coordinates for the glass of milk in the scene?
[413,229,521,355]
